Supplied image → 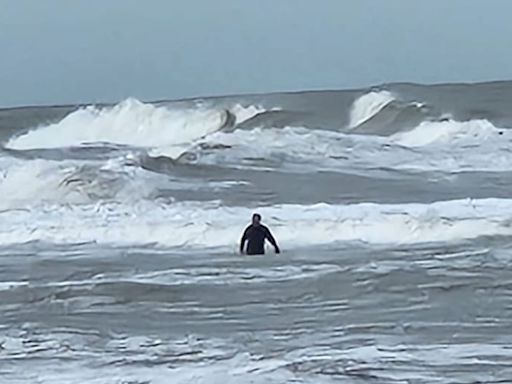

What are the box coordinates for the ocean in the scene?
[2,81,512,383]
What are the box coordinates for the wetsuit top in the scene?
[240,224,279,255]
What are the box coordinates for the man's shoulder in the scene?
[246,224,267,231]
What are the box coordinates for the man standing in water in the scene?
[240,213,280,255]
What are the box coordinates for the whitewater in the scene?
[2,81,512,383]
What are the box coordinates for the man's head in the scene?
[252,213,262,226]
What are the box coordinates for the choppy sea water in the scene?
[2,81,512,383]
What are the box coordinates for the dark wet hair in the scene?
[252,213,262,221]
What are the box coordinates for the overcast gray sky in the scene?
[1,0,511,106]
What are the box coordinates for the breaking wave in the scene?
[157,117,512,173]
[5,98,265,151]
[349,90,396,129]
[391,119,503,147]
[1,198,512,247]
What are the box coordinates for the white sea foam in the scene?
[391,119,502,147]
[2,119,511,215]
[349,90,395,128]
[163,118,512,173]
[6,98,231,150]
[5,353,331,384]
[230,103,269,124]
[32,264,344,289]
[0,158,163,209]
[0,198,511,248]
[5,96,510,174]
[3,334,510,384]
[0,157,251,209]
[5,99,269,152]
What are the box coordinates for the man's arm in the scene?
[240,227,249,254]
[264,227,280,254]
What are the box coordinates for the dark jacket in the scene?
[240,224,280,255]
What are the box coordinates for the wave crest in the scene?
[6,98,240,150]
[392,119,502,147]
[349,90,396,129]
[1,198,512,247]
